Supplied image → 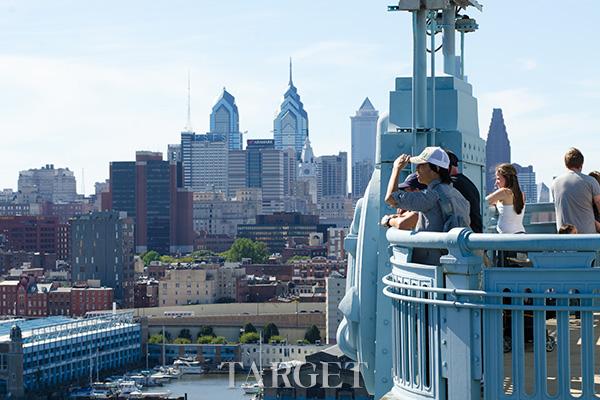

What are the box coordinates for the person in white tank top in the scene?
[486,163,526,234]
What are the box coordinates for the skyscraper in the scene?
[485,108,511,194]
[103,151,194,255]
[181,132,229,193]
[167,144,182,163]
[317,152,348,200]
[260,148,285,213]
[282,148,297,197]
[537,182,550,203]
[229,139,298,213]
[351,98,379,198]
[227,150,247,198]
[210,88,242,150]
[514,163,537,204]
[246,139,275,189]
[273,59,309,159]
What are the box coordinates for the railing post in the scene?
[440,228,482,400]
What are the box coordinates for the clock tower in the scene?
[297,137,318,205]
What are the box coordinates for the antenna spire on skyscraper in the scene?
[289,57,293,87]
[185,70,193,131]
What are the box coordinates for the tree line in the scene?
[148,322,321,345]
[142,238,269,265]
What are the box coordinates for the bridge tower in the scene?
[337,1,485,398]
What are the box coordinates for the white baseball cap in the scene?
[409,146,450,169]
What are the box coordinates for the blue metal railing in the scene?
[488,202,557,234]
[382,228,600,400]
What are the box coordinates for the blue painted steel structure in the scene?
[337,1,600,399]
[338,1,484,398]
[382,229,600,400]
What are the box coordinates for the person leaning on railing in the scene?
[446,150,483,233]
[485,163,526,267]
[380,173,426,230]
[384,146,470,265]
[551,148,600,234]
[485,163,526,234]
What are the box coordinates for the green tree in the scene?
[179,329,192,341]
[191,250,216,259]
[198,326,215,337]
[268,335,286,344]
[262,323,279,343]
[211,336,226,344]
[239,332,260,344]
[173,337,191,344]
[223,238,268,263]
[159,255,175,264]
[197,335,214,344]
[148,333,167,344]
[286,256,310,264]
[304,325,321,344]
[243,323,257,334]
[142,250,161,265]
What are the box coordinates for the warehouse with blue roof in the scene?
[0,312,141,398]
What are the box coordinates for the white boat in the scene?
[172,357,205,374]
[127,373,162,387]
[128,389,172,399]
[165,366,182,379]
[118,380,142,395]
[90,382,118,398]
[151,366,182,381]
[241,331,264,395]
[241,382,263,395]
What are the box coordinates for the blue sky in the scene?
[1,0,599,194]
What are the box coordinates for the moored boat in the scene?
[172,357,204,375]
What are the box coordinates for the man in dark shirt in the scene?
[446,150,483,233]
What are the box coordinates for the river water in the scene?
[143,374,252,400]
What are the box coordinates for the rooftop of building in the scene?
[0,312,136,343]
[164,262,220,270]
[0,315,74,338]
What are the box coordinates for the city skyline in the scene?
[1,1,599,194]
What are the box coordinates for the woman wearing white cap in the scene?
[384,146,471,264]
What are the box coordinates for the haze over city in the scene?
[1,0,598,192]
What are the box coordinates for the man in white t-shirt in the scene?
[551,147,600,234]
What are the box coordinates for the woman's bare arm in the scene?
[485,188,510,205]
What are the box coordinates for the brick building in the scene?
[102,151,194,254]
[0,216,59,254]
[48,287,71,316]
[134,280,159,308]
[0,276,113,317]
[70,287,114,316]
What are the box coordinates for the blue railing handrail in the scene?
[382,274,600,300]
[386,228,600,252]
[382,286,600,312]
